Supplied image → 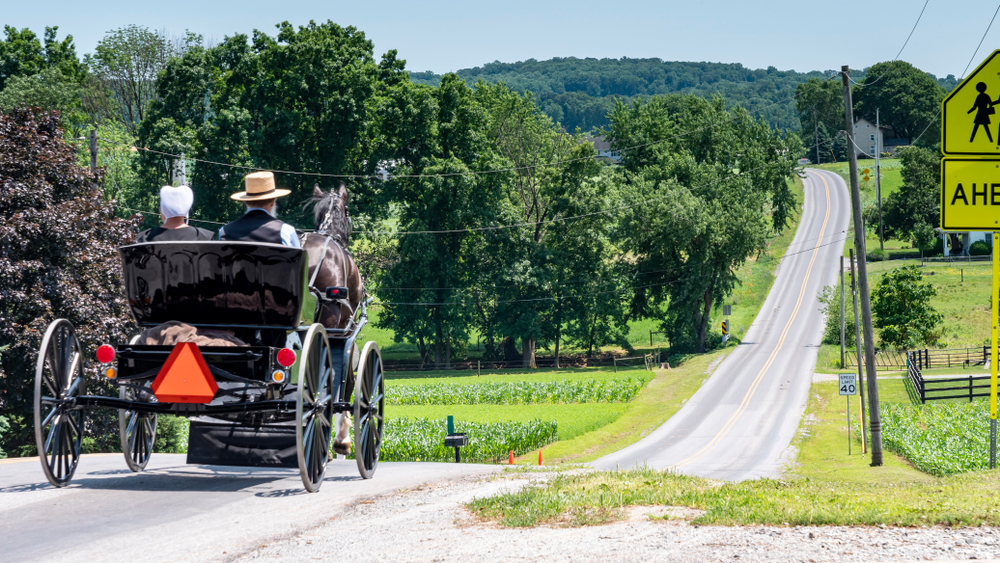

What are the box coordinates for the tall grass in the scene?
[387,377,649,405]
[381,417,558,463]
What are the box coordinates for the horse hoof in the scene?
[333,442,351,456]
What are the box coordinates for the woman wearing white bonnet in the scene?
[136,185,214,242]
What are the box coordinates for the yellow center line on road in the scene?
[670,170,833,471]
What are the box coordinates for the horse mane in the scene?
[305,183,351,243]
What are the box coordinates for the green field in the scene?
[815,259,993,371]
[469,372,1000,528]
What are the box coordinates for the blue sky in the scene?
[3,1,998,78]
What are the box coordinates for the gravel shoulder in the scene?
[229,471,1000,563]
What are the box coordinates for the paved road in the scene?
[0,454,497,563]
[593,168,851,480]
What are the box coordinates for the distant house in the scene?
[852,117,909,158]
[587,136,621,163]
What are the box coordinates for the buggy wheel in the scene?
[33,319,85,488]
[296,324,334,492]
[119,382,157,472]
[353,341,384,479]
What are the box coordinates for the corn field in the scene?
[387,377,649,405]
[380,417,558,463]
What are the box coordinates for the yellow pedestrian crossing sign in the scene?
[940,158,1000,230]
[943,50,1000,156]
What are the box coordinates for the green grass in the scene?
[389,404,628,444]
[815,259,993,372]
[468,375,1000,528]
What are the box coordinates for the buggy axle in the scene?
[73,396,354,416]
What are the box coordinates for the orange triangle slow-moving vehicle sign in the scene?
[151,342,219,403]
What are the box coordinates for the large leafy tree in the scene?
[473,81,609,368]
[881,146,940,242]
[795,78,841,163]
[0,108,138,456]
[853,61,945,146]
[138,20,399,227]
[375,76,501,368]
[0,26,85,91]
[608,95,801,352]
[871,265,942,349]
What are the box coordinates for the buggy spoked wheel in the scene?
[296,324,334,492]
[354,341,384,479]
[119,382,157,472]
[34,319,85,488]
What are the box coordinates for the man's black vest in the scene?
[220,209,284,244]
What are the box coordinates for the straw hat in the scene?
[230,171,291,201]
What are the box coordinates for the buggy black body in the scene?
[33,242,385,492]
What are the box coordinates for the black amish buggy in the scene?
[32,241,384,492]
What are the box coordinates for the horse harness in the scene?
[308,208,357,320]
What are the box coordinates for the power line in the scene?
[847,0,930,87]
[372,235,850,307]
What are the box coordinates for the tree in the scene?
[871,265,943,349]
[881,146,940,241]
[0,67,83,122]
[473,81,607,367]
[608,94,801,352]
[87,25,179,135]
[138,21,397,227]
[375,76,500,368]
[795,78,842,129]
[853,61,945,146]
[0,108,138,457]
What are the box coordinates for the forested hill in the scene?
[410,58,959,133]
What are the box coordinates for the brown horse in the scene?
[302,183,365,455]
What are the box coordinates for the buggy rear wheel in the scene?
[296,324,334,492]
[33,319,85,488]
[353,341,384,479]
[119,382,157,472]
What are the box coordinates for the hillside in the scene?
[410,57,960,133]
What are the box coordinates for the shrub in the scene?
[154,415,189,453]
[867,248,885,262]
[970,240,991,256]
[817,284,855,346]
[0,108,139,455]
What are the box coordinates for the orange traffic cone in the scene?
[509,450,514,465]
[538,450,544,466]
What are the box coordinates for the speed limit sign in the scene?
[839,373,857,395]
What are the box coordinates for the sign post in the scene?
[840,373,857,455]
[940,50,1000,467]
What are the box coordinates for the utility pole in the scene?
[850,249,868,453]
[89,129,97,171]
[840,255,846,368]
[876,108,884,251]
[842,66,883,465]
[814,108,821,165]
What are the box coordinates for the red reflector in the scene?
[151,343,218,404]
[96,345,115,364]
[277,348,296,367]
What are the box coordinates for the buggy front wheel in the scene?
[353,341,384,479]
[296,324,334,492]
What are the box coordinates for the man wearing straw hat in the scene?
[218,171,301,248]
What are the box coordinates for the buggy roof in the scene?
[119,241,308,330]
